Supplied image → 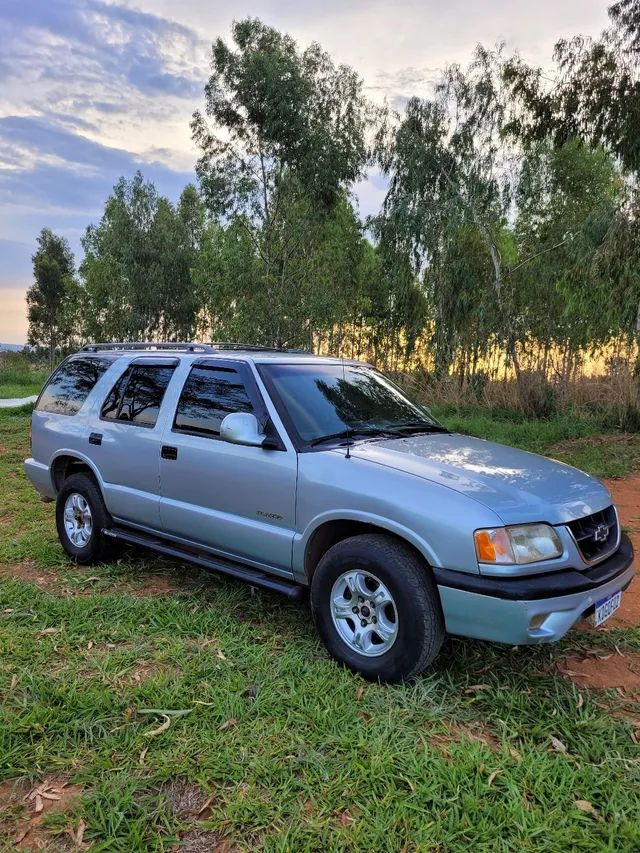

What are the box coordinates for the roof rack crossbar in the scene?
[81,342,216,353]
[81,341,312,355]
[209,341,279,352]
[209,342,310,353]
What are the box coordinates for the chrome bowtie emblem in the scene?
[593,523,609,543]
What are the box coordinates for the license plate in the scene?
[593,590,622,626]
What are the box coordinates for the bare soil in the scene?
[603,473,640,627]
[0,776,82,851]
[0,561,64,593]
[425,720,499,757]
[557,650,640,696]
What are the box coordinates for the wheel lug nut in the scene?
[352,606,359,613]
[360,619,367,627]
[372,616,377,624]
[358,596,364,603]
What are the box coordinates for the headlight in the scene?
[474,524,563,565]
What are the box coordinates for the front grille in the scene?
[567,505,619,563]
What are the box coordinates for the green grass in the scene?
[0,382,42,399]
[0,364,48,400]
[1,409,639,851]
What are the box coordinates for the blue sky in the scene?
[0,0,608,342]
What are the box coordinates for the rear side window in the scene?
[37,358,110,416]
[173,365,254,437]
[101,365,175,427]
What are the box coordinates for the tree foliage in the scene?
[504,0,640,176]
[81,173,202,342]
[191,18,378,347]
[29,8,640,400]
[26,229,80,367]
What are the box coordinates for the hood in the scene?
[348,433,611,525]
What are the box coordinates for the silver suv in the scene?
[25,343,635,682]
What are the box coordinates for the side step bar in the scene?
[102,526,304,600]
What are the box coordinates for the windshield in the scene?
[260,362,445,446]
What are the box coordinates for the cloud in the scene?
[0,0,208,100]
[0,116,193,210]
[0,0,203,334]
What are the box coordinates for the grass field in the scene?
[0,363,48,400]
[1,407,639,851]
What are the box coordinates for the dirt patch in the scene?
[0,776,82,851]
[163,781,215,819]
[172,827,237,853]
[558,649,640,695]
[127,661,167,685]
[163,781,230,852]
[603,474,640,628]
[0,561,63,593]
[426,720,499,757]
[130,573,180,597]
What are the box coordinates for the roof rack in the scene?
[81,342,215,353]
[81,341,312,355]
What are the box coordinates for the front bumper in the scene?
[435,534,635,644]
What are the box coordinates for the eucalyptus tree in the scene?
[504,0,640,178]
[26,229,81,367]
[81,174,201,342]
[504,0,640,343]
[191,17,378,347]
[513,141,622,369]
[377,46,524,380]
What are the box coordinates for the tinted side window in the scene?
[101,367,130,420]
[37,358,110,416]
[101,365,175,427]
[174,366,254,437]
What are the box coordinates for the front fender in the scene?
[294,509,443,576]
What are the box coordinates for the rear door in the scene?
[158,359,297,575]
[90,358,177,529]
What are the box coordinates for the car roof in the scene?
[71,344,364,367]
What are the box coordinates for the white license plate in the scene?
[593,590,622,626]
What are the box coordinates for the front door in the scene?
[159,359,297,575]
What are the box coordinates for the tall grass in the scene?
[0,352,49,398]
[397,370,640,432]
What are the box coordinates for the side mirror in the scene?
[219,412,267,448]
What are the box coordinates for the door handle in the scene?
[89,432,103,446]
[161,445,178,460]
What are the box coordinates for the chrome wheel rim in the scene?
[330,570,398,657]
[63,493,93,548]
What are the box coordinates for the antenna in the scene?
[342,355,353,460]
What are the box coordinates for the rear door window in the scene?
[36,358,110,416]
[173,364,254,438]
[101,364,176,427]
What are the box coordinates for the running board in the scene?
[102,526,304,599]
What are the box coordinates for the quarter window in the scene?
[174,365,254,437]
[101,365,175,427]
[37,358,110,416]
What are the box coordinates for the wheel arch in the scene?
[301,513,440,582]
[51,451,104,494]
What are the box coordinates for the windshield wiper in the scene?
[309,427,401,446]
[392,421,449,435]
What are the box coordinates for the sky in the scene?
[0,0,610,344]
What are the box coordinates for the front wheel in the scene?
[310,534,445,683]
[55,473,114,564]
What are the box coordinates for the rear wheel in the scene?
[311,534,445,683]
[56,473,114,564]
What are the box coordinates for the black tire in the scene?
[310,534,445,683]
[55,472,114,564]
